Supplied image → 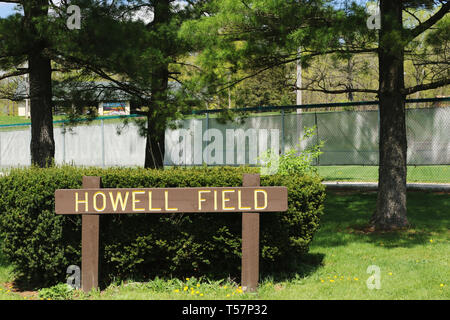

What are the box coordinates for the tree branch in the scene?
[0,69,28,81]
[215,48,377,93]
[403,78,450,95]
[407,2,450,40]
[294,85,378,95]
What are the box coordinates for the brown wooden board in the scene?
[55,186,288,214]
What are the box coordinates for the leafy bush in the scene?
[38,283,84,300]
[0,166,325,289]
[260,126,324,176]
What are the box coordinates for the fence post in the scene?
[314,112,320,166]
[101,119,105,168]
[62,122,66,164]
[281,109,285,155]
[205,112,209,165]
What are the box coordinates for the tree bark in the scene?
[24,0,55,167]
[370,0,409,230]
[144,114,166,168]
[144,0,170,169]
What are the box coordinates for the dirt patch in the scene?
[3,282,38,299]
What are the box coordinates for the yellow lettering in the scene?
[238,190,251,210]
[198,190,210,210]
[165,191,178,211]
[254,189,268,210]
[93,192,106,212]
[132,191,145,212]
[222,190,235,210]
[148,191,161,211]
[109,191,129,212]
[75,192,88,212]
[214,190,218,211]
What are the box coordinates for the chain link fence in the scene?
[165,98,449,182]
[1,98,449,182]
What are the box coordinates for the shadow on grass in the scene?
[260,253,325,282]
[311,191,450,249]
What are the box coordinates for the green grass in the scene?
[0,240,17,300]
[0,115,140,127]
[0,192,449,300]
[317,165,450,183]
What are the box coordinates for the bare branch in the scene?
[407,2,450,40]
[403,78,450,95]
[294,85,378,95]
[0,69,28,81]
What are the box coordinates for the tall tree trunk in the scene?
[144,113,166,168]
[370,0,409,230]
[144,0,170,169]
[24,1,55,167]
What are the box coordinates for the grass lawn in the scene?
[0,191,448,300]
[317,165,450,183]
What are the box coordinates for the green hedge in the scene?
[0,166,325,289]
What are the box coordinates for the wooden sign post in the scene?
[55,174,288,293]
[242,174,260,292]
[81,176,100,293]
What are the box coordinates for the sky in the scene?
[0,3,18,18]
[0,1,374,19]
[0,1,153,21]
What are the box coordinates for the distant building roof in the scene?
[14,80,134,102]
[14,80,181,103]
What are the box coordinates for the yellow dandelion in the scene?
[330,280,335,283]
[429,239,433,243]
[196,291,199,294]
[200,293,204,297]
[388,272,393,276]
[186,278,190,281]
[440,284,445,287]
[196,284,200,287]
[174,289,179,293]
[223,285,227,289]
[183,286,188,291]
[334,275,337,279]
[226,294,230,297]
[320,279,324,283]
[354,278,359,281]
[6,290,10,293]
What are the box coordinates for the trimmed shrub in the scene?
[0,166,325,288]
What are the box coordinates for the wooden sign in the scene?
[55,186,287,214]
[54,175,288,293]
